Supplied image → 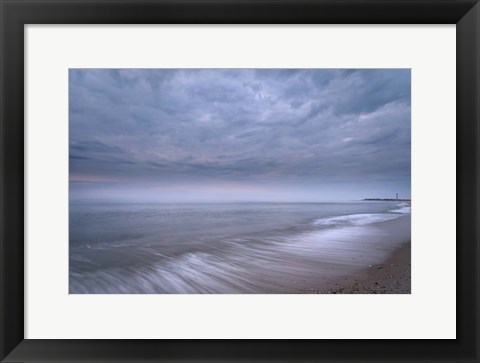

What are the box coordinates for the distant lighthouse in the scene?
[396,193,398,200]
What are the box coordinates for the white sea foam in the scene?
[313,213,401,227]
[389,203,411,214]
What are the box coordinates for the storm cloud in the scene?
[69,69,410,202]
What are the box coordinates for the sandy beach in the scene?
[301,214,411,294]
[316,241,411,294]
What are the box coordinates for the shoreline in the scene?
[71,206,411,294]
[296,214,411,294]
[318,241,411,294]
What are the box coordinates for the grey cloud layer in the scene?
[69,69,410,194]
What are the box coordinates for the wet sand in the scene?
[315,241,411,294]
[300,215,411,294]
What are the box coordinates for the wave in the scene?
[69,205,411,294]
[70,219,410,294]
[313,213,401,228]
[389,203,411,214]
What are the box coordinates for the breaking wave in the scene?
[313,213,401,228]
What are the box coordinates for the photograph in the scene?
[69,68,411,294]
[2,0,477,359]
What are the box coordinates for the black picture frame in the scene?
[1,0,478,362]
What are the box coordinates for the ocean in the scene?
[69,201,411,294]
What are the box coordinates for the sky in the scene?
[69,69,411,202]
